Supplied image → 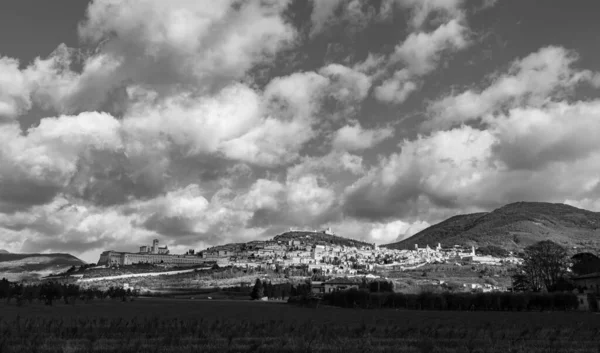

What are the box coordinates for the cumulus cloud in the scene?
[3,0,296,117]
[342,125,496,221]
[0,57,31,121]
[4,0,600,261]
[0,196,155,261]
[390,18,469,75]
[373,7,470,104]
[370,219,430,244]
[427,46,599,129]
[79,0,295,91]
[332,122,394,151]
[342,95,600,223]
[0,112,123,212]
[374,69,418,104]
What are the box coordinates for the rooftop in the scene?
[324,277,361,285]
[573,272,600,280]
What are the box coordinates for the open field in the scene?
[1,298,600,352]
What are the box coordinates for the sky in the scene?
[2,0,600,263]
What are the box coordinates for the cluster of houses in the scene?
[198,233,521,275]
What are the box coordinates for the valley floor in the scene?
[0,298,599,352]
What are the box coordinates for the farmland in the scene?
[1,298,600,352]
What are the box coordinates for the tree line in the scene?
[0,278,138,306]
[249,277,395,300]
[319,289,580,311]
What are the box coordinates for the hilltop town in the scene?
[97,228,522,278]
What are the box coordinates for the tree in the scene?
[40,282,62,306]
[514,241,569,292]
[571,253,600,276]
[250,279,263,300]
[510,273,530,292]
[262,280,268,298]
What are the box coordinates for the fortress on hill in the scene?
[97,239,206,266]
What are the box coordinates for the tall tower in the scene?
[153,239,159,254]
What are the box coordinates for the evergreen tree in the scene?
[261,280,269,298]
[273,284,282,299]
[250,279,263,300]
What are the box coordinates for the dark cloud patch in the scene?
[491,134,600,172]
[66,150,167,206]
[0,179,60,214]
[341,168,422,221]
[247,208,290,229]
[141,214,202,238]
[20,233,110,255]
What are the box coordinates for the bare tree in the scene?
[514,241,569,292]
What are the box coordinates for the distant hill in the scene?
[0,249,9,254]
[0,252,86,281]
[207,231,373,252]
[383,202,600,253]
[273,231,373,248]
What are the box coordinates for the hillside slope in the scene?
[207,231,373,252]
[0,253,86,281]
[273,231,373,248]
[383,202,600,252]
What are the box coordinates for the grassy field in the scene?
[1,298,599,352]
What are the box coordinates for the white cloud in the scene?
[7,0,296,115]
[0,196,156,263]
[287,175,336,220]
[343,94,600,222]
[5,1,600,261]
[373,16,469,104]
[319,63,372,107]
[25,44,122,114]
[427,46,598,129]
[244,179,286,211]
[370,219,430,243]
[374,69,418,104]
[391,18,469,75]
[342,125,497,220]
[263,71,331,121]
[123,83,262,157]
[0,112,123,211]
[79,0,296,88]
[490,101,600,170]
[0,57,31,120]
[332,122,394,151]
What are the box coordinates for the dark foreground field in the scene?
[1,298,599,353]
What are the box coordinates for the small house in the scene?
[572,272,600,294]
[323,278,360,293]
[311,281,324,294]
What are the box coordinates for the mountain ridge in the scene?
[0,252,86,281]
[383,202,600,252]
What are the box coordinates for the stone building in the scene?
[97,239,204,266]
